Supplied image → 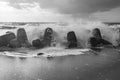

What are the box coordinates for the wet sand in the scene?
[0,48,120,80]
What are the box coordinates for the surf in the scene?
[0,21,119,58]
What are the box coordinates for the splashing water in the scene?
[0,20,120,57]
[13,20,120,47]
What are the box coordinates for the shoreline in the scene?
[0,48,120,80]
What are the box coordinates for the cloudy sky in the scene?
[0,0,120,22]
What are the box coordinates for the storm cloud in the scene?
[2,0,120,15]
[0,0,120,22]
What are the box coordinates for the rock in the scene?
[9,39,31,48]
[92,28,102,39]
[9,28,31,48]
[42,27,53,47]
[9,39,21,48]
[37,53,44,55]
[17,28,31,47]
[17,28,28,44]
[67,31,77,48]
[88,37,101,47]
[88,28,112,48]
[0,32,16,47]
[32,39,43,48]
[22,41,32,48]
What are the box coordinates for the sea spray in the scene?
[0,20,120,48]
[22,20,106,48]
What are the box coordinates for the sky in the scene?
[0,0,120,22]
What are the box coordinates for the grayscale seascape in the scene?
[0,0,120,80]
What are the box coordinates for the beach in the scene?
[0,48,120,80]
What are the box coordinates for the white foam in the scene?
[37,47,90,57]
[0,47,90,57]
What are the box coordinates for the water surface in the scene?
[0,48,120,80]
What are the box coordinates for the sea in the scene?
[0,21,119,57]
[0,22,120,80]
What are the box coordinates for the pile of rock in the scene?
[67,31,78,48]
[32,27,53,48]
[88,28,112,48]
[0,27,115,49]
[0,32,15,47]
[9,28,31,48]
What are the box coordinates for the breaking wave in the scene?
[0,20,120,57]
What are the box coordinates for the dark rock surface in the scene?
[9,39,21,48]
[42,28,53,47]
[9,28,31,48]
[88,37,101,47]
[17,28,28,44]
[0,32,16,47]
[32,39,43,48]
[67,31,77,48]
[88,28,112,48]
[37,53,44,55]
[92,28,102,39]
